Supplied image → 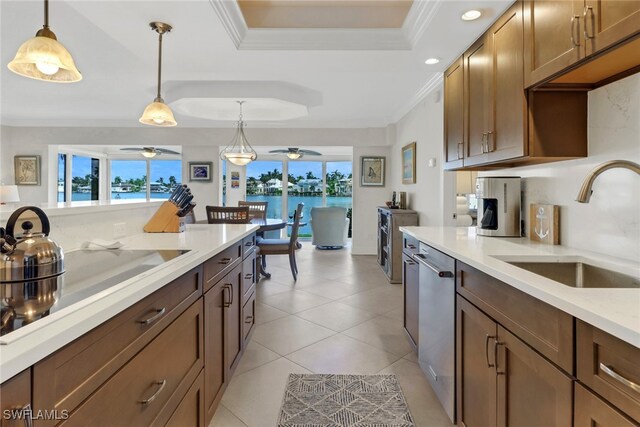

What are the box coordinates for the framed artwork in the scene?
[402,142,416,184]
[230,171,240,188]
[14,155,41,185]
[360,156,385,187]
[189,162,213,182]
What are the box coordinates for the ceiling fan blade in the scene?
[299,150,322,156]
[120,148,144,152]
[268,149,290,154]
[156,148,181,155]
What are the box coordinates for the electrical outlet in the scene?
[113,222,127,238]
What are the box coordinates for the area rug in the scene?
[277,373,415,427]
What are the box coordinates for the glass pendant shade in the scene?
[286,152,303,160]
[139,98,177,127]
[220,102,258,166]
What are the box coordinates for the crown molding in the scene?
[391,73,443,123]
[208,0,246,49]
[403,0,443,46]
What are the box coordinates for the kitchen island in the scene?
[0,223,258,426]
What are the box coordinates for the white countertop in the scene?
[0,223,258,383]
[400,226,640,349]
[0,199,163,221]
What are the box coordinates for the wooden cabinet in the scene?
[456,296,573,427]
[401,252,419,349]
[377,207,418,284]
[574,383,638,427]
[166,371,205,427]
[204,281,228,422]
[444,57,464,169]
[0,369,32,427]
[524,0,640,87]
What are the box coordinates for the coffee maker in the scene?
[476,177,521,237]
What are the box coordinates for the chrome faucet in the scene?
[576,160,640,203]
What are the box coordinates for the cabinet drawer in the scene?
[241,250,256,304]
[402,234,419,256]
[242,291,256,344]
[575,383,638,427]
[166,370,205,427]
[59,301,203,427]
[33,267,202,423]
[242,233,256,257]
[0,369,31,427]
[204,243,242,291]
[577,320,640,422]
[456,262,574,373]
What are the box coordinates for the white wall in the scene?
[389,86,456,227]
[481,73,640,262]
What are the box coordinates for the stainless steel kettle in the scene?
[1,206,64,327]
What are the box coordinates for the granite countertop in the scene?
[400,226,640,349]
[0,223,258,383]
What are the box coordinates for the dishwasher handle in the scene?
[414,253,454,278]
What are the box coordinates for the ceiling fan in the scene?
[268,148,322,160]
[120,147,180,158]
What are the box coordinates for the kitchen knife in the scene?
[171,185,186,206]
[180,194,194,210]
[175,189,191,207]
[178,202,196,217]
[168,186,181,205]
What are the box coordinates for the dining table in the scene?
[251,218,287,279]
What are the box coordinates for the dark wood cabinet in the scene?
[204,282,228,422]
[166,371,205,427]
[574,383,638,427]
[0,369,32,427]
[456,296,573,427]
[401,252,419,349]
[584,0,640,55]
[444,57,464,169]
[377,208,418,284]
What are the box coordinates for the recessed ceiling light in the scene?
[461,10,482,21]
[425,58,440,65]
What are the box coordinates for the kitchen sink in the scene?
[493,256,640,289]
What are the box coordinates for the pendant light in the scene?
[7,0,82,82]
[220,101,258,166]
[139,22,177,127]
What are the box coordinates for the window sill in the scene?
[0,199,163,221]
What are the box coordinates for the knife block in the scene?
[143,201,185,233]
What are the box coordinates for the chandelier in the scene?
[220,101,258,166]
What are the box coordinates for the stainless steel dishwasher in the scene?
[414,242,456,423]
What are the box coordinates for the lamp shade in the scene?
[8,34,82,83]
[139,100,177,127]
[286,152,303,160]
[0,185,20,204]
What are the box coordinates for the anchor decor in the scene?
[529,203,559,245]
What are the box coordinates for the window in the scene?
[289,161,323,237]
[150,160,181,199]
[325,161,352,210]
[111,160,146,200]
[71,155,99,201]
[246,160,283,219]
[58,154,66,202]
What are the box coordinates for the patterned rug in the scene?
[277,373,415,427]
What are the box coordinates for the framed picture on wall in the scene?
[402,142,416,184]
[189,162,213,182]
[230,171,240,188]
[360,156,385,187]
[14,155,41,185]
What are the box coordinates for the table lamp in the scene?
[0,185,20,204]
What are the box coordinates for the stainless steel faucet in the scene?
[576,160,640,203]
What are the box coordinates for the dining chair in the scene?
[205,206,250,224]
[238,201,268,221]
[256,203,304,281]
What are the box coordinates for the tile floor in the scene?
[210,243,454,427]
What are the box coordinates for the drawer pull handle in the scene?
[137,307,166,325]
[600,363,640,393]
[245,315,254,324]
[414,254,454,278]
[245,273,253,280]
[223,285,231,307]
[571,15,581,47]
[219,257,232,265]
[245,241,253,246]
[485,334,496,368]
[407,244,416,249]
[13,404,33,427]
[138,380,167,405]
[495,341,506,375]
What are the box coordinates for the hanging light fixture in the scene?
[287,152,303,160]
[220,101,258,166]
[139,22,177,127]
[7,0,82,82]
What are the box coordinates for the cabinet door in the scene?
[496,325,573,427]
[488,3,527,163]
[574,383,638,427]
[204,284,227,422]
[444,57,465,170]
[584,0,640,55]
[166,371,205,427]
[402,253,419,349]
[523,0,584,87]
[456,296,497,427]
[0,369,32,427]
[464,34,492,167]
[225,263,243,375]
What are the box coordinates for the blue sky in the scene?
[246,160,352,179]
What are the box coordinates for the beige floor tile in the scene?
[255,302,288,325]
[286,334,400,374]
[342,316,414,356]
[337,285,403,314]
[221,358,311,427]
[210,405,248,427]
[294,301,377,332]
[260,289,332,314]
[383,307,405,322]
[378,359,454,427]
[252,315,336,355]
[234,340,281,376]
[403,349,420,364]
[256,281,292,299]
[293,280,369,300]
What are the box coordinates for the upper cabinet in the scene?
[524,0,640,87]
[444,0,639,171]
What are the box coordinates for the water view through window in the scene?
[110,160,182,200]
[245,160,352,237]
